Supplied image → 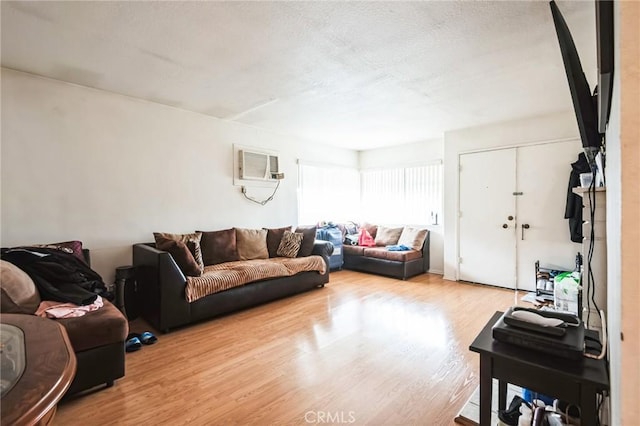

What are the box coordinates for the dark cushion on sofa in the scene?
[154,232,204,271]
[57,300,129,353]
[363,247,423,262]
[266,226,292,258]
[199,229,239,265]
[155,239,202,276]
[295,225,317,257]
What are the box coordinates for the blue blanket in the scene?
[386,244,411,251]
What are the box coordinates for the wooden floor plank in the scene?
[56,270,517,425]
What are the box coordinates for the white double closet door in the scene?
[458,141,581,291]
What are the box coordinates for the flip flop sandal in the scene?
[139,331,157,345]
[125,336,142,352]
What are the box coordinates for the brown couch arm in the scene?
[132,243,191,332]
[421,231,431,272]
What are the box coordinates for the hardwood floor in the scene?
[56,270,517,425]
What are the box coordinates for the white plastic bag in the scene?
[553,271,581,315]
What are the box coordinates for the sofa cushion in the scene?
[153,232,204,271]
[199,229,239,265]
[236,228,268,260]
[155,239,202,277]
[295,225,317,257]
[363,247,422,262]
[397,227,429,251]
[277,231,304,258]
[343,245,366,256]
[0,260,41,314]
[265,226,292,258]
[374,226,403,246]
[57,300,129,352]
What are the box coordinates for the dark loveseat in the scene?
[132,241,332,332]
[342,225,430,280]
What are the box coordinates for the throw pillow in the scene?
[155,239,202,277]
[199,228,239,265]
[265,226,292,258]
[294,225,317,257]
[0,260,41,314]
[236,228,268,260]
[153,232,204,271]
[276,231,304,258]
[374,226,404,246]
[397,227,429,251]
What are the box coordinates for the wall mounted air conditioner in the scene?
[239,150,282,181]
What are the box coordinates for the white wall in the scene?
[358,138,445,274]
[358,138,443,169]
[442,111,580,280]
[0,69,358,283]
[605,9,621,418]
[607,2,640,423]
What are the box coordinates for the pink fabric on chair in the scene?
[358,229,376,247]
[35,296,104,319]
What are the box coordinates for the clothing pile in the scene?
[1,247,111,305]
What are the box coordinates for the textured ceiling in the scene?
[0,1,596,150]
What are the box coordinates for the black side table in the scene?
[115,265,138,320]
[469,311,609,426]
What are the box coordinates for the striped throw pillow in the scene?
[277,231,304,258]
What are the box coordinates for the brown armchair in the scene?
[1,247,128,397]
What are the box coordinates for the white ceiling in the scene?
[0,1,596,150]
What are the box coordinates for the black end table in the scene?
[469,311,609,426]
[115,265,137,320]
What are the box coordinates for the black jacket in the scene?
[2,247,108,305]
[564,153,591,243]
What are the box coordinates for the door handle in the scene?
[508,216,514,221]
[502,224,508,229]
[521,223,530,240]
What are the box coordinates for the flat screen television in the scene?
[549,0,611,164]
[596,0,614,134]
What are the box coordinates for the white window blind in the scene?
[298,162,442,226]
[361,163,442,225]
[297,163,360,225]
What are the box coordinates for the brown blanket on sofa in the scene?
[185,256,327,302]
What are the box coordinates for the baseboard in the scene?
[428,269,444,275]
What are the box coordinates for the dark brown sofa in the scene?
[0,248,128,397]
[132,240,333,332]
[342,227,430,280]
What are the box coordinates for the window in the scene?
[297,162,360,225]
[298,161,442,226]
[361,163,442,225]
